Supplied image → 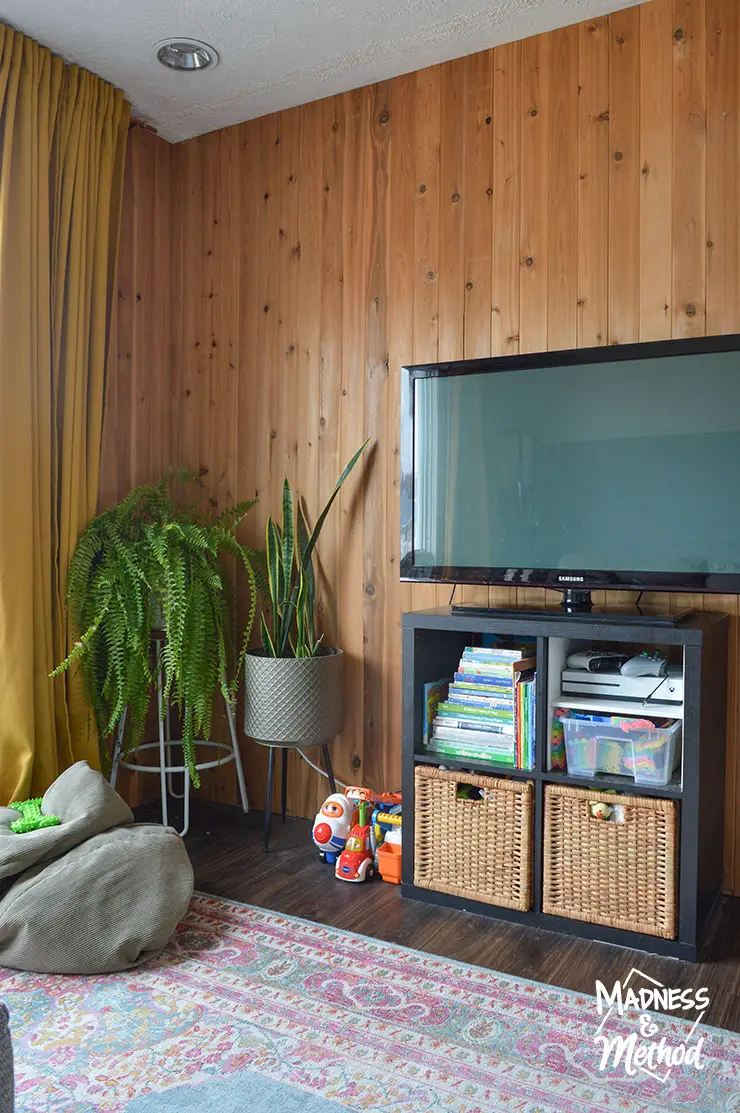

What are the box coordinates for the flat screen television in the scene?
[400,334,740,610]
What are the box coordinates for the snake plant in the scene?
[260,441,369,658]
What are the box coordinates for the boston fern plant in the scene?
[51,471,259,785]
[261,441,368,658]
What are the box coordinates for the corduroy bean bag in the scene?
[0,762,193,974]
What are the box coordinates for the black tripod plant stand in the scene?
[261,741,337,851]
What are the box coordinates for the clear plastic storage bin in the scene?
[562,715,681,786]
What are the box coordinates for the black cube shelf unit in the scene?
[401,606,729,961]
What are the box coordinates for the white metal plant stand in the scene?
[109,636,248,837]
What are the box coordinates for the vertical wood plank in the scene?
[673,0,707,338]
[338,87,371,793]
[362,83,392,795]
[292,102,324,816]
[317,97,345,650]
[248,113,282,809]
[180,137,204,477]
[131,133,155,487]
[113,132,135,497]
[705,0,738,335]
[640,1,674,341]
[169,140,185,473]
[437,59,466,366]
[519,34,550,356]
[578,17,610,348]
[608,5,641,346]
[548,25,579,352]
[461,50,494,609]
[492,41,522,361]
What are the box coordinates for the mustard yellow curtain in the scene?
[0,24,130,802]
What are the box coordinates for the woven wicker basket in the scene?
[414,765,533,911]
[543,784,678,939]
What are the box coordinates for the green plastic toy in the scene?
[8,797,61,834]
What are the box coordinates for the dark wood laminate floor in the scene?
[136,798,740,1032]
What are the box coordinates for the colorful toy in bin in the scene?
[312,793,358,865]
[335,800,376,882]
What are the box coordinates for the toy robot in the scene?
[311,793,357,865]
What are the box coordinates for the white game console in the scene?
[561,666,684,703]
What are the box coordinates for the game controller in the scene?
[620,652,667,678]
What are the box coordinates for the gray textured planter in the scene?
[243,648,343,747]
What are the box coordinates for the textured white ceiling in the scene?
[2,0,644,143]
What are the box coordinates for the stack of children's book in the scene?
[423,645,536,769]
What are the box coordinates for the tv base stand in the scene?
[451,591,694,627]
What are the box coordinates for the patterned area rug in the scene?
[1,892,739,1112]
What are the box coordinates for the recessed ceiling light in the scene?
[154,39,219,72]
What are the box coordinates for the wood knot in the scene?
[524,256,534,268]
[379,109,390,125]
[674,27,684,41]
[465,281,474,291]
[323,184,330,193]
[615,33,625,46]
[642,162,649,176]
[707,240,714,249]
[486,186,493,197]
[263,304,269,313]
[135,293,141,302]
[419,183,427,193]
[352,755,361,769]
[614,150,624,162]
[365,583,376,596]
[264,191,270,200]
[451,191,460,203]
[426,270,436,281]
[485,115,492,125]
[529,105,538,117]
[597,110,610,123]
[685,303,697,317]
[331,120,339,133]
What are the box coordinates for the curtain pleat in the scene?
[0,23,130,802]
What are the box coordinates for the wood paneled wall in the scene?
[104,0,740,891]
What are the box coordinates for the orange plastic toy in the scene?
[377,841,402,884]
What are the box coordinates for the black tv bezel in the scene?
[400,332,740,595]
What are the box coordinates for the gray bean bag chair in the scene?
[0,761,193,974]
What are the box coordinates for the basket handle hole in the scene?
[456,784,484,801]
